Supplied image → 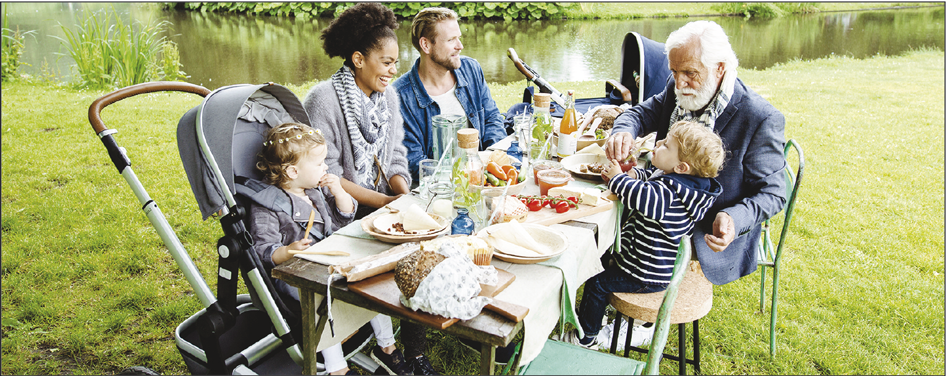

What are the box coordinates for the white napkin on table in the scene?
[401,204,441,232]
[483,220,550,256]
[577,143,606,156]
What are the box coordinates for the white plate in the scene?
[476,223,568,263]
[371,213,448,236]
[560,154,612,181]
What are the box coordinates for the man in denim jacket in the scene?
[394,7,507,180]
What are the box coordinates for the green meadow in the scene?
[2,48,943,374]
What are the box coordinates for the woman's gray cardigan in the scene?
[302,81,412,195]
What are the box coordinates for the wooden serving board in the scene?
[524,199,614,226]
[348,268,524,329]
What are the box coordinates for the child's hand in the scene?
[602,159,623,181]
[319,173,345,195]
[273,238,312,265]
[287,238,312,252]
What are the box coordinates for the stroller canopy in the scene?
[178,83,311,220]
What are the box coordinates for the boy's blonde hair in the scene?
[667,121,725,178]
[257,122,326,188]
[410,7,458,52]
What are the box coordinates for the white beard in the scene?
[675,81,717,111]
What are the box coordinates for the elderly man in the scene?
[606,20,787,286]
[394,7,507,179]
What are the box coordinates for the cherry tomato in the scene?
[542,198,552,207]
[527,200,543,211]
[555,201,570,213]
[567,196,579,205]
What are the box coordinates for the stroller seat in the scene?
[88,81,381,375]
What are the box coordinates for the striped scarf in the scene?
[669,70,736,130]
[331,65,390,189]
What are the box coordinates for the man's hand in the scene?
[704,212,735,252]
[605,132,636,161]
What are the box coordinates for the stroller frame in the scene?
[89,82,379,375]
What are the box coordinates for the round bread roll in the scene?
[395,249,446,299]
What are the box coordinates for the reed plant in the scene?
[1,5,36,82]
[54,7,184,90]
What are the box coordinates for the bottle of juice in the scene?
[557,90,578,158]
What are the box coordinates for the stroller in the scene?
[506,31,671,117]
[90,82,382,375]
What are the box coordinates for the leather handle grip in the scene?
[507,48,535,81]
[89,81,211,135]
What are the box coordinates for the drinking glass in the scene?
[418,159,438,200]
[514,114,533,175]
[426,181,456,220]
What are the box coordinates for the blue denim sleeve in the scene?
[398,90,429,181]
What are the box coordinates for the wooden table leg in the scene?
[479,342,496,375]
[301,289,328,375]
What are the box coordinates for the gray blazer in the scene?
[302,81,412,195]
[612,77,787,285]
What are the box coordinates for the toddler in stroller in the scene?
[89,81,406,375]
[244,122,410,375]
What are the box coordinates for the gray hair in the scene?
[665,20,739,74]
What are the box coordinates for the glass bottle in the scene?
[557,90,578,158]
[531,93,553,160]
[451,208,475,235]
[453,128,487,231]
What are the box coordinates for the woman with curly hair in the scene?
[303,3,439,375]
[303,2,411,220]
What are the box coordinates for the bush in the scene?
[53,7,185,89]
[711,2,822,19]
[170,2,578,20]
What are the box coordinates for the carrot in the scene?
[505,168,518,185]
[486,161,507,181]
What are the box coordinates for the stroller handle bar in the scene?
[89,81,211,135]
[506,48,566,108]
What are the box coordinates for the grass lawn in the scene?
[2,49,943,374]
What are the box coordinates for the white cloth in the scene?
[401,239,499,320]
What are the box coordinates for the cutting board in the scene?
[348,268,526,329]
[524,198,614,226]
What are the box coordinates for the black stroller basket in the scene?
[89,82,378,375]
[507,31,671,116]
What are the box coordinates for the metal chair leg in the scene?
[759,265,767,313]
[770,266,780,357]
[611,315,623,355]
[678,323,686,375]
[694,320,701,374]
[624,317,635,358]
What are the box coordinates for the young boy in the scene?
[566,120,725,349]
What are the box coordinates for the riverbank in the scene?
[1,50,943,375]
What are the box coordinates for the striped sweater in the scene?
[607,167,723,286]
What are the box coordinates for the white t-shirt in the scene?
[431,84,468,127]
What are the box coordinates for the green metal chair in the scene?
[508,236,694,375]
[757,139,805,357]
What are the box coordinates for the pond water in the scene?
[5,3,944,89]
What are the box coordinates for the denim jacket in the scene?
[394,56,507,179]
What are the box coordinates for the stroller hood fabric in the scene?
[178,83,311,220]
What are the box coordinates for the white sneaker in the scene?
[628,323,654,348]
[595,320,655,349]
[562,329,598,350]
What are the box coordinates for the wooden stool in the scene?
[607,261,712,375]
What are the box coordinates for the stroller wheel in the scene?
[118,366,160,375]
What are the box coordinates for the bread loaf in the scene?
[395,249,446,299]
